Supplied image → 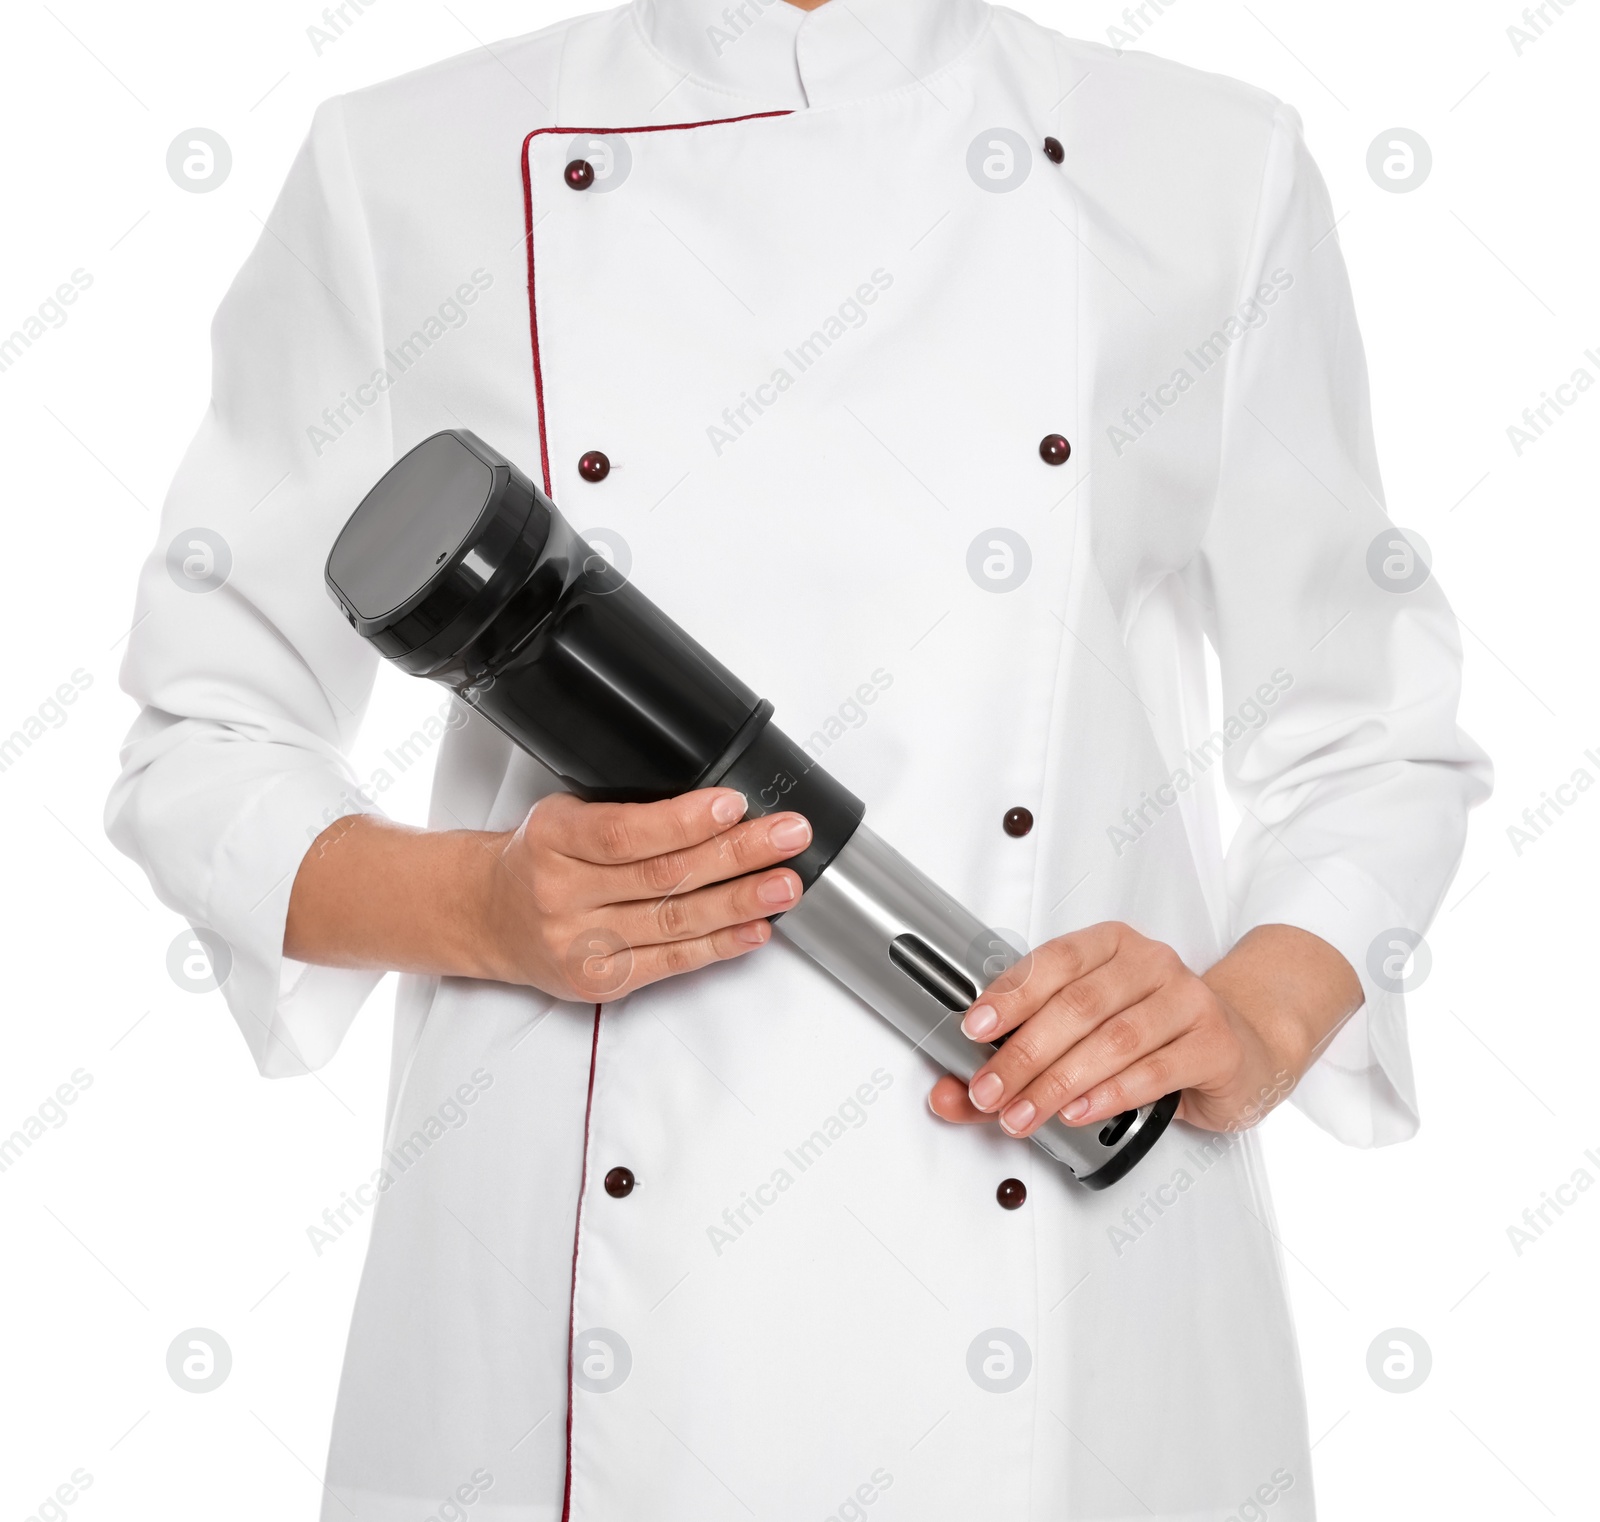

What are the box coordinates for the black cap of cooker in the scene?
[324,430,553,677]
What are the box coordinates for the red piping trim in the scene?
[525,111,791,1522]
[560,1003,603,1522]
[519,111,793,497]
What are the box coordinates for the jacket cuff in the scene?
[1233,856,1421,1148]
[204,764,385,1079]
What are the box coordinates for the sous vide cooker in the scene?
[325,429,1179,1189]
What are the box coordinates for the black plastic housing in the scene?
[325,430,863,889]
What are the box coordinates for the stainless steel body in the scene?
[776,822,1175,1186]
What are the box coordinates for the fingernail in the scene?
[757,872,798,906]
[968,1072,1004,1111]
[711,791,747,825]
[1000,1099,1036,1135]
[1061,1096,1090,1122]
[962,1003,999,1039]
[735,921,768,945]
[768,815,811,850]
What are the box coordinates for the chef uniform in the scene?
[106,0,1491,1515]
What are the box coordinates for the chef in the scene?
[107,0,1491,1515]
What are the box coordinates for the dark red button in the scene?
[997,1177,1027,1210]
[1039,434,1071,466]
[1043,136,1064,164]
[1003,807,1034,838]
[578,451,610,483]
[604,1166,635,1198]
[565,159,595,191]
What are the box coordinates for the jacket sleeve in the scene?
[1192,103,1492,1146]
[105,96,396,1078]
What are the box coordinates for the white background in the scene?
[0,1,1594,1518]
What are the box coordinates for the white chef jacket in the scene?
[106,0,1492,1515]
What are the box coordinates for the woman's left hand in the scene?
[927,921,1360,1139]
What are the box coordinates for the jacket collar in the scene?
[632,0,989,110]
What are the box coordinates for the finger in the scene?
[605,811,812,903]
[539,787,750,865]
[1054,1031,1211,1132]
[927,1074,995,1125]
[995,989,1194,1137]
[963,954,1170,1117]
[961,922,1126,1042]
[612,864,804,947]
[566,919,773,1001]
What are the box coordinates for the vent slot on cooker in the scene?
[889,933,978,1013]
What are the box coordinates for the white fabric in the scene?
[106,0,1490,1515]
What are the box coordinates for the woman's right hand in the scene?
[480,787,810,1000]
[285,787,809,1000]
